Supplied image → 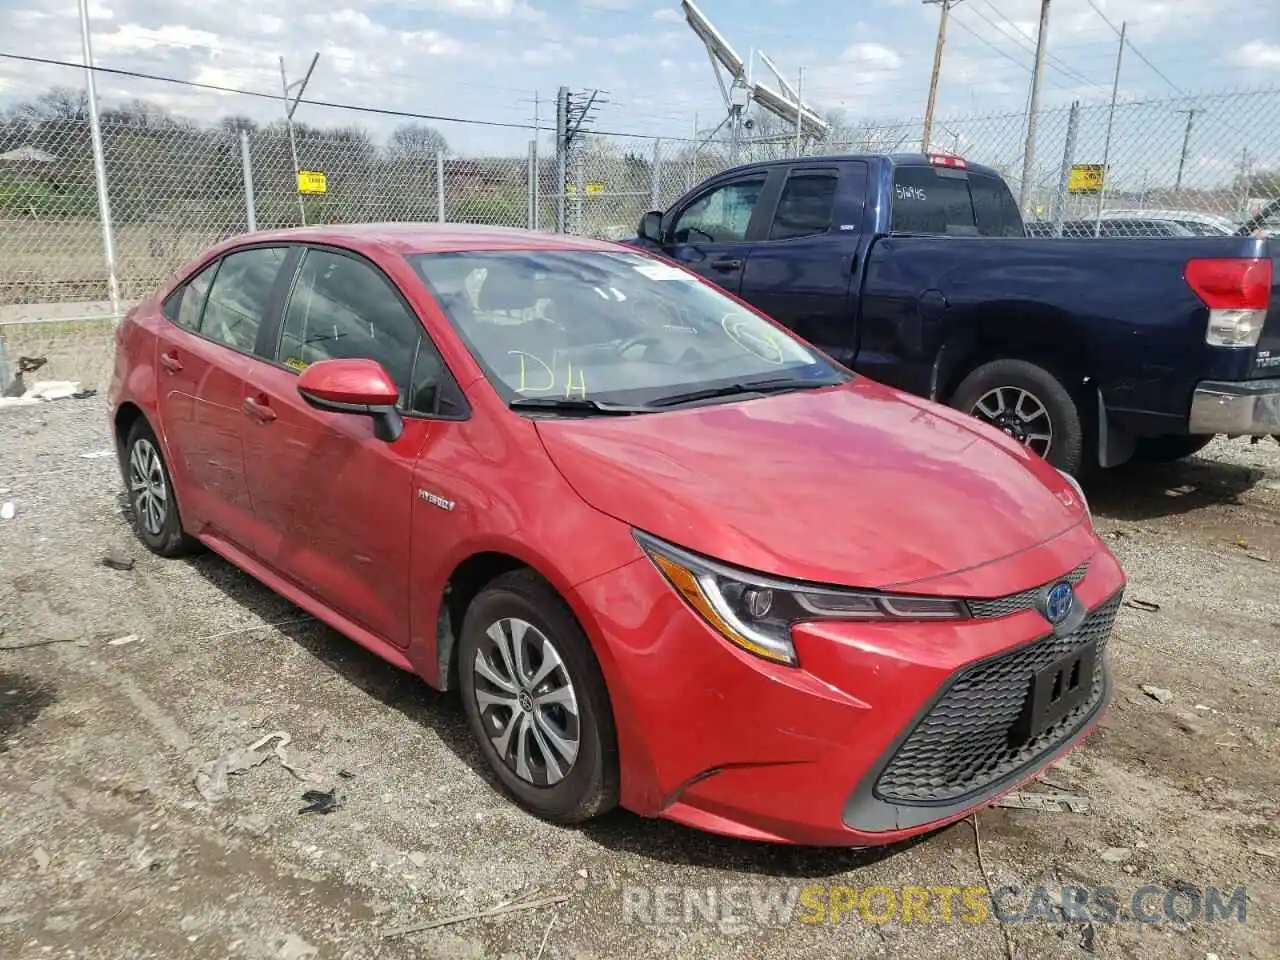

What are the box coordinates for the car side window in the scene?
[161,261,218,331]
[279,247,435,411]
[769,173,838,241]
[670,176,766,244]
[200,247,287,352]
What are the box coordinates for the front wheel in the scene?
[458,570,619,824]
[949,358,1086,475]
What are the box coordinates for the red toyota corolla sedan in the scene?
[109,224,1125,846]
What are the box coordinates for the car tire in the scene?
[950,358,1086,475]
[123,419,196,557]
[1129,435,1214,464]
[458,569,619,824]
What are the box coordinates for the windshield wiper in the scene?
[509,397,652,416]
[643,376,840,409]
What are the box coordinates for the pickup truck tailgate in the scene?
[1252,248,1280,377]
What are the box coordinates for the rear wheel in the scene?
[458,570,619,824]
[950,358,1086,475]
[124,419,196,557]
[1129,434,1213,464]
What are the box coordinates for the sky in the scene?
[0,0,1277,163]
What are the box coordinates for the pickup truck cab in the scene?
[630,153,1280,475]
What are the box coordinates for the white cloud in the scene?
[1232,40,1280,71]
[653,7,682,23]
[383,0,542,20]
[94,24,223,55]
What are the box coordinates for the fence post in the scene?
[556,86,568,233]
[79,0,120,318]
[527,140,537,229]
[572,149,585,235]
[1052,101,1080,238]
[239,131,258,233]
[436,151,445,223]
[649,139,662,211]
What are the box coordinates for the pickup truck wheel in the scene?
[951,359,1084,474]
[1130,435,1214,464]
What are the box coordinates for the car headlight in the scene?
[1057,469,1091,519]
[635,531,970,667]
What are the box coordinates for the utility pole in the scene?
[1093,20,1125,228]
[555,87,605,234]
[1174,108,1199,193]
[1018,0,1052,216]
[279,52,319,226]
[922,0,962,153]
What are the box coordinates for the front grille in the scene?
[968,562,1090,619]
[874,589,1123,805]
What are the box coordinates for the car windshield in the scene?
[410,249,846,408]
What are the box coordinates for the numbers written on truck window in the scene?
[895,184,928,202]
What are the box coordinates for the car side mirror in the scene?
[638,210,664,243]
[296,358,404,443]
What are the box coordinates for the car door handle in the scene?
[710,258,743,271]
[242,396,277,423]
[159,351,183,373]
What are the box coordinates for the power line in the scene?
[0,51,682,141]
[972,0,1106,92]
[946,14,1035,74]
[1082,0,1189,98]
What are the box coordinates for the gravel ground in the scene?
[1,397,1277,960]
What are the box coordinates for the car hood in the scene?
[534,379,1089,594]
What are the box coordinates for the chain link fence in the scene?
[2,79,1279,390]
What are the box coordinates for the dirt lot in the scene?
[1,398,1277,960]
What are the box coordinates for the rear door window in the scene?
[769,172,838,240]
[162,260,219,331]
[200,247,288,353]
[891,166,1024,238]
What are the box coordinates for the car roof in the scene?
[707,152,1005,181]
[1101,209,1234,226]
[216,223,626,257]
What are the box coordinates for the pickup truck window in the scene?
[671,176,766,244]
[769,173,838,241]
[891,166,1024,238]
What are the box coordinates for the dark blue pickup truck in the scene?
[629,153,1280,475]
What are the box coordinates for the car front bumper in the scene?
[1188,378,1280,435]
[574,526,1126,847]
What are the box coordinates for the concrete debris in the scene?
[101,549,135,571]
[992,791,1092,814]
[278,934,318,959]
[1141,684,1174,704]
[194,731,309,803]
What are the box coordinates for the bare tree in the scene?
[9,86,90,124]
[387,123,449,159]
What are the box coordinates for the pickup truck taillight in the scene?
[1185,257,1272,347]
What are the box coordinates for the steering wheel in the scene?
[615,335,666,357]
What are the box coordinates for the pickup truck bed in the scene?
[631,153,1278,474]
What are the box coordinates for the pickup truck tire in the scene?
[950,359,1084,475]
[1129,435,1214,464]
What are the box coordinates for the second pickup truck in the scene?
[629,153,1280,475]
